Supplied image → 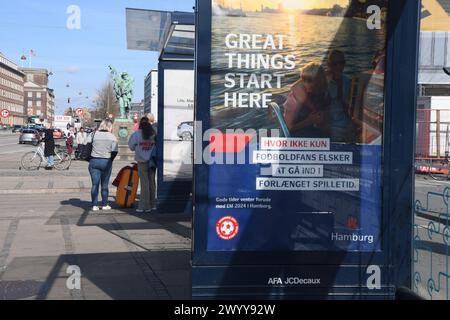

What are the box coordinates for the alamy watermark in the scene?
[66,265,81,290]
[367,5,382,30]
[66,5,81,30]
[170,121,282,166]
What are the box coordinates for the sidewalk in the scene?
[0,158,192,300]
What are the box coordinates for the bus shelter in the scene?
[127,9,195,214]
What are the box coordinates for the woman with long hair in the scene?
[128,119,156,213]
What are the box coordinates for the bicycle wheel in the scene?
[21,152,42,171]
[54,151,72,171]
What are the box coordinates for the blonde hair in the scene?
[147,113,156,124]
[98,119,113,132]
[299,62,328,94]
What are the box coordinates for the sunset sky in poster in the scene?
[215,0,350,10]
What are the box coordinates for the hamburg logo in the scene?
[216,216,239,240]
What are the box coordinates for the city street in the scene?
[0,133,191,300]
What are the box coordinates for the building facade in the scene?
[144,71,152,114]
[0,52,25,126]
[130,100,145,119]
[418,31,450,96]
[21,68,55,126]
[144,69,158,118]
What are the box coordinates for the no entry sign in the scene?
[0,109,10,118]
[75,108,84,117]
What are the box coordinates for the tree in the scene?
[93,79,119,119]
[64,108,74,117]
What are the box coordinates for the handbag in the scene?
[81,132,95,162]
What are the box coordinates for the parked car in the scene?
[12,125,23,133]
[177,121,194,141]
[19,129,41,145]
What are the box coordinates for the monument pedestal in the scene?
[113,118,135,161]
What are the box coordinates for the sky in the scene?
[0,0,194,115]
[219,0,349,10]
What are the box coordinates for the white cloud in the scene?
[65,66,80,74]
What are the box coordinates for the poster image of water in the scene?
[207,0,388,253]
[210,0,387,145]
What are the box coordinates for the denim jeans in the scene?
[47,155,54,167]
[89,158,113,207]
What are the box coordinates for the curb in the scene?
[0,188,115,195]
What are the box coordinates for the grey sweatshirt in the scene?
[88,131,119,159]
[128,130,155,163]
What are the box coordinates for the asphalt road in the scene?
[0,133,33,156]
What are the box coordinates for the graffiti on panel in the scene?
[414,187,450,300]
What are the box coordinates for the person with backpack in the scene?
[128,120,156,213]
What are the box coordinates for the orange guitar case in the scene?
[115,164,139,208]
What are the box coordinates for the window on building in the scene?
[36,92,41,99]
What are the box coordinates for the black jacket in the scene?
[44,129,55,157]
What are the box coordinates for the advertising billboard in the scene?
[163,69,195,182]
[194,0,420,299]
[206,0,387,253]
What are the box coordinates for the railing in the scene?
[416,109,450,161]
[415,108,450,300]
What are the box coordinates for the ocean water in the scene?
[210,13,387,130]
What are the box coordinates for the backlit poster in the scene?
[207,0,388,252]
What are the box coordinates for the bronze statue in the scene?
[109,65,134,119]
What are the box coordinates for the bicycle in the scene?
[21,142,72,171]
[428,152,450,181]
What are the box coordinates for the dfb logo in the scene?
[66,265,81,290]
[66,5,81,30]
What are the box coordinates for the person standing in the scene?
[66,131,74,158]
[146,113,158,211]
[128,121,156,213]
[76,127,87,160]
[147,113,158,135]
[43,128,55,170]
[87,119,119,212]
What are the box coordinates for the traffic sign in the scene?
[0,109,10,118]
[75,108,84,117]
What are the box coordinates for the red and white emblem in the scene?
[0,109,10,118]
[75,108,84,117]
[216,216,239,240]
